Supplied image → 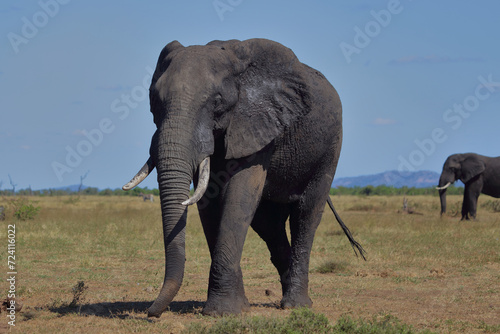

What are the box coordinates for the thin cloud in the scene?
[390,55,484,65]
[373,118,397,125]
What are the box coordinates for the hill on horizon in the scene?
[53,184,90,192]
[332,170,447,188]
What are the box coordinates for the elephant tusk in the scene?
[122,157,155,190]
[182,157,210,206]
[436,182,451,190]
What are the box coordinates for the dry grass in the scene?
[1,194,499,333]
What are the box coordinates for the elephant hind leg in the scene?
[281,177,332,309]
[250,201,291,293]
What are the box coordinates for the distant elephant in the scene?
[122,38,364,317]
[139,192,154,202]
[436,153,500,219]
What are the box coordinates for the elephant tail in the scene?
[327,197,367,260]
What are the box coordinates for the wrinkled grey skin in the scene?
[125,38,357,317]
[438,153,500,220]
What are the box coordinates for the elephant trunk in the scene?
[439,189,447,215]
[147,131,193,318]
[437,176,451,215]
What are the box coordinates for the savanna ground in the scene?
[1,194,499,333]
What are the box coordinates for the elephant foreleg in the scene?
[198,195,221,258]
[461,194,469,220]
[462,184,471,220]
[202,163,268,316]
[462,182,482,220]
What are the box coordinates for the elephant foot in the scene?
[280,293,312,309]
[202,295,250,316]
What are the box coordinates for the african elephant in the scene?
[139,192,154,202]
[436,153,500,220]
[122,38,364,317]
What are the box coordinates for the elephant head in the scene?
[436,153,486,214]
[122,39,313,317]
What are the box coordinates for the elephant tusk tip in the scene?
[181,199,194,206]
[123,158,155,191]
[122,181,137,191]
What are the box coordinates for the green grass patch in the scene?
[183,308,434,333]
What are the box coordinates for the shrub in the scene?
[9,197,41,221]
[481,200,500,212]
[69,281,88,308]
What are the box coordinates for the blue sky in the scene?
[1,0,499,190]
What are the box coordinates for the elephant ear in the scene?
[223,39,312,159]
[460,155,486,183]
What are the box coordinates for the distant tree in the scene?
[360,185,374,196]
[82,187,98,195]
[78,171,90,193]
[17,187,34,196]
[112,188,125,196]
[8,175,17,195]
[99,188,113,196]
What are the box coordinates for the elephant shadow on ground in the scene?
[49,300,279,319]
[49,300,204,319]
